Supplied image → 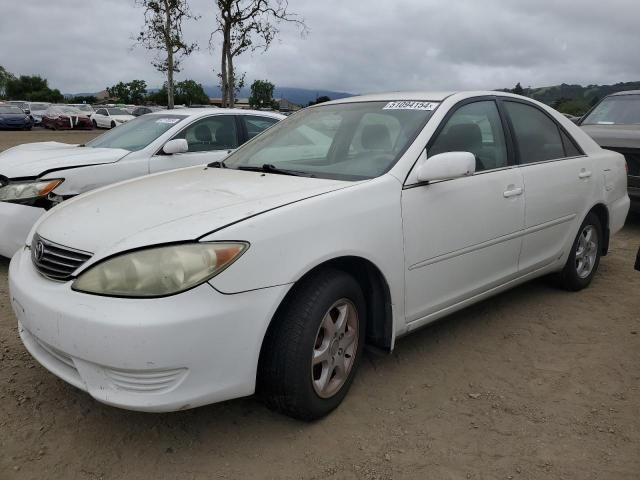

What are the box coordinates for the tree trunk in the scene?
[221,23,229,108]
[227,50,235,108]
[164,0,175,109]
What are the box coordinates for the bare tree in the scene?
[136,0,198,109]
[213,0,307,108]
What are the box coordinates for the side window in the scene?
[96,109,106,116]
[174,115,239,152]
[429,101,508,172]
[242,115,279,140]
[504,101,565,164]
[560,130,582,157]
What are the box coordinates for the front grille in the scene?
[605,147,640,188]
[31,234,92,281]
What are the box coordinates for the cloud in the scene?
[0,0,638,95]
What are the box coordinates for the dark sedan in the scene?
[580,91,640,207]
[0,105,32,130]
[41,106,93,130]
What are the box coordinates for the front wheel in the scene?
[557,212,602,291]
[258,268,366,420]
[110,120,116,128]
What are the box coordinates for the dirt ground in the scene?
[0,131,639,480]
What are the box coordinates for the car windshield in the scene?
[223,101,437,180]
[85,114,188,151]
[73,105,93,112]
[0,106,24,114]
[582,95,640,125]
[30,103,49,111]
[107,108,129,115]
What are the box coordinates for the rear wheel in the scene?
[110,120,116,128]
[557,212,602,291]
[92,119,97,128]
[259,268,366,420]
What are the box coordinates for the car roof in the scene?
[609,90,640,96]
[322,90,537,106]
[146,108,286,119]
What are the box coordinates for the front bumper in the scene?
[9,248,290,412]
[0,202,45,258]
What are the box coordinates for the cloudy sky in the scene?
[1,0,639,94]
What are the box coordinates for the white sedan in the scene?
[0,109,284,257]
[90,107,135,129]
[9,91,629,420]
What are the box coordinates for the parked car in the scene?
[91,107,135,129]
[131,106,163,117]
[0,105,33,130]
[0,108,284,257]
[27,102,51,125]
[6,100,31,115]
[67,104,95,115]
[41,106,93,130]
[580,91,640,207]
[7,92,629,420]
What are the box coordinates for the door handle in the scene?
[503,187,523,198]
[579,169,592,179]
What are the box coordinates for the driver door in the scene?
[401,99,526,326]
[150,115,239,173]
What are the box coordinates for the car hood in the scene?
[34,167,353,261]
[580,124,640,149]
[0,143,129,178]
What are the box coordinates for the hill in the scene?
[501,81,640,115]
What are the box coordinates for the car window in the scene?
[504,101,565,164]
[223,101,435,181]
[174,115,239,152]
[242,115,279,139]
[429,101,508,171]
[581,95,640,125]
[96,109,106,116]
[560,130,582,157]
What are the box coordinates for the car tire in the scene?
[557,212,602,291]
[259,268,366,420]
[110,121,116,128]
[92,120,97,128]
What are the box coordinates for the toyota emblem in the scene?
[34,241,45,262]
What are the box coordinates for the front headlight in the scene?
[0,179,63,202]
[72,242,248,297]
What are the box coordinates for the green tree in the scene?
[136,0,198,109]
[512,82,524,95]
[249,79,275,109]
[0,65,14,98]
[128,79,148,104]
[106,80,148,104]
[5,75,63,102]
[175,79,209,105]
[213,0,307,108]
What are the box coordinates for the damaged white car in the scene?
[0,108,283,257]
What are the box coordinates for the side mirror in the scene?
[416,151,476,183]
[162,139,189,155]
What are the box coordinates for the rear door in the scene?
[150,114,240,173]
[501,99,592,273]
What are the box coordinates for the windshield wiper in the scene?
[208,159,227,168]
[236,164,312,177]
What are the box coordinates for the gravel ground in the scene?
[0,131,639,479]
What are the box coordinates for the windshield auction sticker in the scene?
[156,118,181,124]
[383,101,439,111]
